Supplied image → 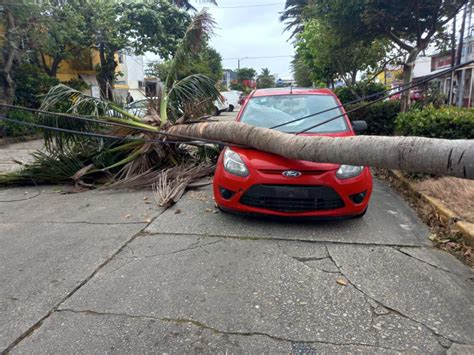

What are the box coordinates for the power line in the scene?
[222,55,293,60]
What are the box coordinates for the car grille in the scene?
[240,185,345,213]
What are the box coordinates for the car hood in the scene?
[230,131,353,172]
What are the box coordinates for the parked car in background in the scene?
[213,87,372,218]
[389,89,423,101]
[214,95,229,116]
[221,90,242,112]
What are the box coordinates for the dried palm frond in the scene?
[152,163,215,207]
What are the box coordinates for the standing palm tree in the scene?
[280,0,310,39]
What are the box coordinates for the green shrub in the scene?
[334,81,387,104]
[0,109,37,137]
[63,78,90,92]
[345,100,401,135]
[396,105,474,139]
[14,64,59,108]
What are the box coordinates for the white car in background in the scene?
[214,95,229,116]
[221,90,242,112]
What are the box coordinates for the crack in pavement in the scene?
[101,239,223,277]
[142,239,223,258]
[54,308,406,352]
[1,209,167,355]
[393,247,471,278]
[144,231,428,248]
[324,246,462,350]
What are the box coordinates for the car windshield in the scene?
[240,94,348,133]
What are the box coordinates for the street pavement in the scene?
[0,139,42,173]
[1,119,474,353]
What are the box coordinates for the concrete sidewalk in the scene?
[0,139,42,173]
[1,179,473,353]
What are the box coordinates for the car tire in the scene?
[214,107,221,116]
[354,207,368,218]
[228,105,234,112]
[217,205,228,214]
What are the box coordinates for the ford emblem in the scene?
[282,170,302,178]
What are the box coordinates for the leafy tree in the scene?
[292,55,313,87]
[31,0,88,77]
[236,68,257,81]
[296,20,389,95]
[302,0,468,110]
[146,46,223,83]
[170,0,217,11]
[72,0,190,100]
[0,1,39,107]
[257,68,275,89]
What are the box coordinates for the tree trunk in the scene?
[168,121,474,179]
[97,44,116,101]
[0,8,18,109]
[400,49,420,112]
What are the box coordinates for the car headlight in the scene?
[336,165,364,179]
[223,148,249,177]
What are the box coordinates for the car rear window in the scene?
[240,94,348,133]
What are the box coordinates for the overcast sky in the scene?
[145,0,295,80]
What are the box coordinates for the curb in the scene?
[389,170,474,245]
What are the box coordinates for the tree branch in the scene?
[385,30,414,52]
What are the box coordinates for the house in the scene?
[222,69,237,88]
[418,36,474,107]
[49,49,145,100]
[376,65,403,87]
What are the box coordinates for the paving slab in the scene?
[145,180,430,246]
[0,185,165,352]
[0,139,42,173]
[327,244,474,344]
[0,186,159,224]
[12,311,403,354]
[0,222,145,351]
[55,234,444,352]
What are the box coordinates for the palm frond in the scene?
[0,150,92,186]
[166,9,216,88]
[38,85,148,150]
[168,74,220,119]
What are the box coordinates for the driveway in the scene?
[1,176,473,353]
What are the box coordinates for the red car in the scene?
[213,88,373,218]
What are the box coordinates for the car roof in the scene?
[251,87,335,97]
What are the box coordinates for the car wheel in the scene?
[354,207,368,218]
[228,105,234,112]
[214,107,221,116]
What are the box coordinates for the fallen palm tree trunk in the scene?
[168,121,474,180]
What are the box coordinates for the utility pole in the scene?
[457,4,469,107]
[449,13,457,104]
[237,57,248,70]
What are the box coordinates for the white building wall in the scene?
[413,56,432,78]
[116,53,145,100]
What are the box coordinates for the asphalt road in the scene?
[0,118,473,353]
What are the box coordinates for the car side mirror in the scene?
[352,120,368,134]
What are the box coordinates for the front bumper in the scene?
[213,165,373,218]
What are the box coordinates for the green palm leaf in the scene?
[169,74,220,114]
